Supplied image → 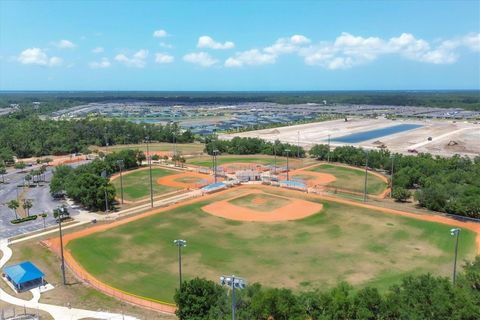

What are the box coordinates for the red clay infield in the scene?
[201,189,323,222]
[157,171,221,188]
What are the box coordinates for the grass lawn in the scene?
[91,142,204,154]
[229,193,291,212]
[308,163,387,195]
[112,168,180,201]
[68,187,476,303]
[188,155,307,168]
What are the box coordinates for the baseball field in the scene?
[304,163,388,195]
[111,167,215,202]
[66,185,477,303]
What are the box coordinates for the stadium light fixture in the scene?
[390,155,395,198]
[101,169,109,213]
[219,275,247,320]
[284,149,291,181]
[450,228,461,284]
[145,135,154,208]
[213,149,219,183]
[174,239,187,290]
[363,150,369,202]
[117,159,124,204]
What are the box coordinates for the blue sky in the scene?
[0,0,479,90]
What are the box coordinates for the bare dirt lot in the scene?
[221,118,480,157]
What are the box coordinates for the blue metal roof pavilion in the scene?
[3,261,44,291]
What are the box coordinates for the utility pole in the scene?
[220,275,247,320]
[297,131,300,158]
[213,150,219,183]
[173,240,187,290]
[327,134,331,162]
[273,140,277,175]
[146,136,154,208]
[390,155,395,198]
[101,170,109,213]
[450,228,461,285]
[117,160,124,204]
[57,207,66,285]
[285,149,291,181]
[363,150,369,202]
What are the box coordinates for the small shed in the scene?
[3,261,45,292]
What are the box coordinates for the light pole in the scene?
[327,134,331,162]
[363,150,369,202]
[173,131,177,167]
[450,228,461,285]
[285,149,291,181]
[273,139,277,175]
[57,206,66,285]
[213,149,219,183]
[220,275,247,320]
[145,136,154,208]
[173,239,187,290]
[117,160,124,205]
[101,170,109,213]
[297,131,300,158]
[390,155,395,198]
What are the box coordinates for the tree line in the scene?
[309,145,480,218]
[49,149,143,211]
[175,257,480,319]
[205,136,306,158]
[0,114,194,160]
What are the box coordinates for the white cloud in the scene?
[155,53,174,64]
[197,36,234,50]
[299,32,480,69]
[114,49,148,68]
[183,52,218,67]
[17,48,62,67]
[92,47,104,53]
[153,29,168,38]
[225,49,276,67]
[264,34,311,55]
[54,39,76,49]
[160,42,173,49]
[225,34,310,67]
[89,57,111,69]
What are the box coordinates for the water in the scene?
[332,124,423,143]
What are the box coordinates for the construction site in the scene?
[221,117,480,158]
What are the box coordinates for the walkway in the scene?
[0,239,138,320]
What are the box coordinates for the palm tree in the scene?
[24,174,32,187]
[7,200,19,219]
[22,199,33,217]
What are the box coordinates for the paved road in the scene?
[0,161,88,238]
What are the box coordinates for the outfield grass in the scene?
[91,142,204,154]
[68,187,476,302]
[188,155,306,168]
[112,168,180,201]
[308,163,387,195]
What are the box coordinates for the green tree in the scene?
[22,199,33,217]
[14,161,26,170]
[392,187,412,202]
[174,278,228,320]
[7,199,19,219]
[309,144,330,160]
